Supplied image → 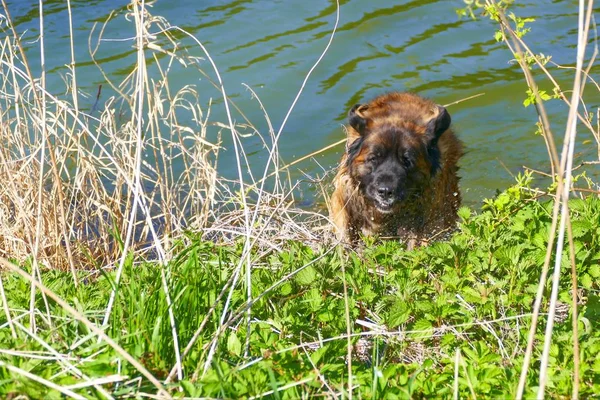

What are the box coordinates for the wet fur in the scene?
[330,92,464,247]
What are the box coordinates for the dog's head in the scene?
[345,94,451,213]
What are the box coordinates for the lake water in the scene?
[4,0,599,207]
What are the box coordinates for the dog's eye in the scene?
[367,152,380,163]
[403,154,414,168]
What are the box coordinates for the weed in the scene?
[1,181,599,398]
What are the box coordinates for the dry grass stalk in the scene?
[0,256,171,398]
[536,1,594,397]
[1,0,340,391]
[0,1,220,274]
[487,0,598,397]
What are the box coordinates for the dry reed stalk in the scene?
[487,1,596,397]
[536,2,593,397]
[0,0,219,271]
[2,0,338,386]
[150,0,342,376]
[340,250,354,400]
[487,5,567,397]
[1,5,226,389]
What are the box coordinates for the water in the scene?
[3,0,599,207]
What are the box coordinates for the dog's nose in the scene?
[377,186,393,199]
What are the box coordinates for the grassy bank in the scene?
[1,179,599,398]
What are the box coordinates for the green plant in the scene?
[1,180,598,398]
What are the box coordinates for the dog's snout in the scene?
[377,185,393,199]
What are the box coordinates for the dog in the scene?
[329,92,463,248]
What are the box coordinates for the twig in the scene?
[443,92,486,107]
[301,334,337,397]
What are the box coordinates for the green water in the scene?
[4,0,599,207]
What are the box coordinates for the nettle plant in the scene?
[0,179,599,398]
[459,1,557,106]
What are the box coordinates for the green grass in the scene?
[1,179,599,398]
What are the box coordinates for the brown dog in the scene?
[329,92,463,248]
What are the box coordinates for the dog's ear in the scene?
[345,137,365,167]
[424,105,451,147]
[348,104,369,136]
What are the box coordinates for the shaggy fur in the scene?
[330,92,464,248]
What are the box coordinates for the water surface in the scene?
[4,0,599,207]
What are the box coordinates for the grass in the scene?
[1,0,600,398]
[1,177,599,398]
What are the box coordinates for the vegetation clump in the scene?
[1,178,598,398]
